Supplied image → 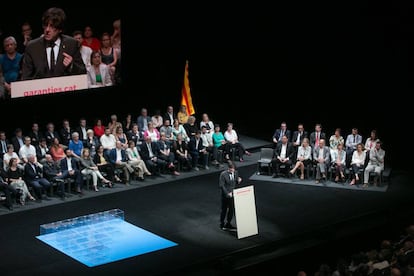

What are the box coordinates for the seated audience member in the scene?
[163,105,176,126]
[68,132,83,159]
[349,143,366,185]
[1,36,23,98]
[79,148,112,191]
[35,138,50,163]
[82,25,101,52]
[330,143,346,182]
[143,122,160,142]
[156,133,180,176]
[199,113,215,134]
[27,122,43,147]
[93,145,120,183]
[44,122,61,148]
[0,174,17,210]
[291,123,308,159]
[127,123,144,149]
[100,127,117,159]
[126,140,152,180]
[363,140,385,187]
[49,137,66,162]
[6,158,35,205]
[172,118,189,142]
[271,135,295,177]
[177,104,189,124]
[23,154,52,201]
[212,124,231,162]
[309,123,326,149]
[313,138,330,183]
[87,51,113,88]
[173,133,192,171]
[3,144,24,172]
[59,148,83,194]
[223,122,251,162]
[108,114,123,135]
[188,130,209,170]
[122,113,133,132]
[272,121,291,146]
[137,108,151,136]
[151,109,164,130]
[42,154,66,199]
[93,118,106,138]
[200,125,219,166]
[84,129,100,157]
[289,137,312,180]
[159,120,174,142]
[183,115,199,139]
[328,128,344,155]
[99,32,118,82]
[108,141,134,184]
[72,30,92,69]
[140,136,167,175]
[364,129,379,153]
[345,127,363,166]
[115,125,129,148]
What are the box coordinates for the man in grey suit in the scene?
[21,7,86,80]
[219,161,241,231]
[313,139,331,183]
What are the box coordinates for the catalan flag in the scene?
[181,60,195,115]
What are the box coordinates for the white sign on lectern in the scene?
[233,185,258,239]
[11,74,88,99]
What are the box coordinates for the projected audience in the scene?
[87,51,113,88]
[72,30,92,69]
[0,36,23,98]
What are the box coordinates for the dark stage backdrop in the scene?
[1,3,410,169]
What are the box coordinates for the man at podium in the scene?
[219,161,242,231]
[21,7,86,80]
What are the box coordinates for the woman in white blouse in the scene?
[289,138,312,180]
[349,143,366,185]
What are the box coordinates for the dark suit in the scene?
[21,34,86,80]
[219,169,240,227]
[108,147,134,183]
[163,112,176,126]
[188,136,208,167]
[0,175,17,210]
[291,131,308,146]
[11,136,24,155]
[0,139,10,159]
[272,129,291,146]
[140,142,166,174]
[272,142,295,175]
[59,157,83,191]
[309,131,326,149]
[24,162,51,199]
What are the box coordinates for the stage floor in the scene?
[0,136,411,275]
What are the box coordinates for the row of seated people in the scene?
[272,123,380,167]
[1,115,250,169]
[269,136,385,186]
[0,125,252,211]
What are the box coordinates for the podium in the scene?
[11,74,88,99]
[233,185,258,239]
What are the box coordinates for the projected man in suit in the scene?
[21,7,86,80]
[219,161,242,231]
